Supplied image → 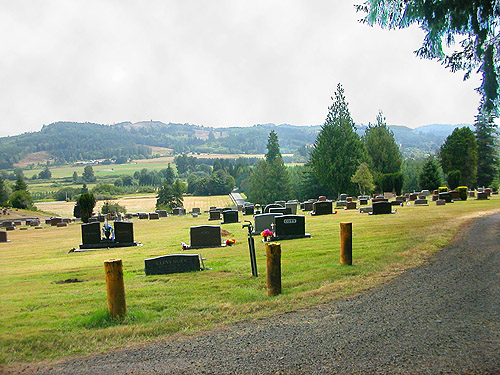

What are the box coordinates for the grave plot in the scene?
[269,215,311,241]
[144,254,205,275]
[77,221,137,250]
[187,225,224,249]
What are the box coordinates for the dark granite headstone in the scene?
[409,193,418,201]
[372,197,388,203]
[138,212,149,219]
[190,225,222,248]
[148,212,160,220]
[468,191,475,198]
[208,210,221,221]
[191,207,201,214]
[272,215,310,240]
[243,205,255,215]
[431,195,439,201]
[436,199,446,206]
[156,210,168,217]
[50,217,63,226]
[56,222,68,227]
[81,222,101,245]
[312,201,333,215]
[449,191,461,200]
[221,210,239,224]
[345,201,357,210]
[359,198,368,205]
[145,254,201,275]
[414,199,428,205]
[114,221,134,243]
[476,192,488,200]
[0,231,7,242]
[371,201,393,215]
[173,207,186,216]
[439,192,453,203]
[302,202,314,211]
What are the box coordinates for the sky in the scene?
[0,0,486,137]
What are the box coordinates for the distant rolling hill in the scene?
[0,121,473,169]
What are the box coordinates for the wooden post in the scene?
[266,242,282,296]
[104,259,126,318]
[340,222,352,265]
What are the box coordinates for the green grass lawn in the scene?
[1,197,499,365]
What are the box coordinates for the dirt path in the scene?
[12,213,500,374]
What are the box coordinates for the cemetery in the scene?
[0,192,499,365]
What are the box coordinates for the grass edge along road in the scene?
[1,197,499,367]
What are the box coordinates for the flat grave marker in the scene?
[145,254,202,275]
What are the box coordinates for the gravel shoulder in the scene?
[9,213,500,375]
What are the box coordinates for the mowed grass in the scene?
[1,197,500,366]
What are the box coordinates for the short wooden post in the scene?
[340,222,352,265]
[104,259,126,318]
[266,242,282,296]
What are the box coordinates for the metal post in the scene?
[243,221,258,277]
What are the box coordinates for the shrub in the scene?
[438,186,448,193]
[457,186,468,201]
[446,170,461,190]
[9,190,34,210]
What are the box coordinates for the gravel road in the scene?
[12,213,500,375]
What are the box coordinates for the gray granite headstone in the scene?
[285,202,298,215]
[253,213,283,234]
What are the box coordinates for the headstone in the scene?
[371,201,393,215]
[253,213,283,234]
[285,202,298,215]
[414,199,428,205]
[272,215,310,240]
[114,221,135,244]
[50,217,63,226]
[173,207,186,216]
[269,207,291,215]
[221,210,239,224]
[302,201,314,211]
[449,191,461,200]
[191,207,201,214]
[275,200,287,206]
[468,191,475,198]
[5,226,15,231]
[372,197,388,203]
[421,190,431,196]
[56,222,68,227]
[476,192,488,200]
[431,195,439,201]
[436,199,446,206]
[439,192,453,203]
[336,200,347,207]
[191,212,199,218]
[395,196,406,202]
[63,218,72,223]
[190,225,222,248]
[0,231,7,242]
[264,204,283,213]
[13,220,22,226]
[138,212,149,219]
[312,201,333,215]
[156,210,168,217]
[359,207,372,214]
[384,192,395,199]
[391,200,402,206]
[484,188,492,196]
[125,213,134,219]
[345,201,357,210]
[145,254,201,275]
[318,196,327,201]
[409,193,418,201]
[243,205,255,215]
[208,210,221,221]
[148,212,160,220]
[81,222,101,246]
[359,198,368,205]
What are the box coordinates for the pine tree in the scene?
[13,174,27,192]
[0,176,8,205]
[364,111,402,191]
[248,131,291,204]
[418,157,442,191]
[475,114,499,187]
[351,162,375,195]
[439,126,478,187]
[309,84,364,197]
[82,165,96,183]
[77,193,96,223]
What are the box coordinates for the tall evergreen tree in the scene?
[0,176,8,205]
[13,174,27,192]
[475,114,499,187]
[364,111,402,191]
[418,157,442,191]
[77,193,96,223]
[439,126,478,187]
[82,165,96,183]
[248,131,291,204]
[351,162,375,195]
[309,84,364,197]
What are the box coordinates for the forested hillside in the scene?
[0,120,471,169]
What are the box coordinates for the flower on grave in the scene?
[181,241,189,250]
[334,210,338,214]
[406,202,411,206]
[261,229,274,238]
[225,238,236,246]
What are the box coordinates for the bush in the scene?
[9,190,34,210]
[457,186,468,201]
[438,186,448,193]
[101,201,127,216]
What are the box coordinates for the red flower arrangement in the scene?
[225,239,236,246]
[261,229,274,240]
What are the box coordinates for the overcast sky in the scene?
[0,0,486,137]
